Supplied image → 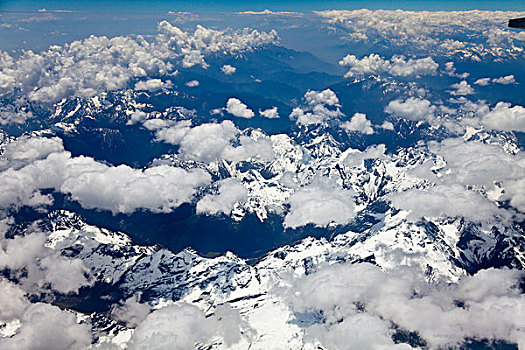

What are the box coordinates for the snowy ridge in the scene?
[31,196,522,349]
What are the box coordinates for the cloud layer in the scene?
[0,136,212,213]
[284,178,357,228]
[339,54,438,78]
[0,22,278,102]
[287,263,525,349]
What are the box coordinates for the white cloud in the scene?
[142,118,178,130]
[221,134,275,162]
[0,279,29,322]
[129,303,248,350]
[0,232,48,272]
[226,98,255,118]
[150,120,275,163]
[450,80,475,96]
[341,113,374,134]
[0,303,92,350]
[197,178,248,215]
[305,313,408,350]
[221,64,237,75]
[304,89,339,107]
[0,136,212,213]
[185,80,199,87]
[61,164,212,214]
[342,144,386,168]
[259,106,279,119]
[316,10,525,61]
[0,23,279,102]
[481,102,525,132]
[177,120,238,162]
[39,256,93,294]
[473,75,516,87]
[0,106,34,125]
[158,22,278,69]
[287,262,525,349]
[493,75,516,85]
[428,138,524,188]
[291,89,343,126]
[134,78,170,92]
[502,178,525,212]
[443,61,469,78]
[339,53,438,78]
[153,120,192,144]
[126,110,147,125]
[236,9,296,15]
[379,120,394,130]
[389,184,507,222]
[0,136,64,171]
[474,78,491,86]
[284,177,357,228]
[425,138,525,213]
[385,97,436,121]
[111,295,151,328]
[0,228,93,294]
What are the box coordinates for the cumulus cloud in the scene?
[450,80,475,96]
[379,120,394,130]
[287,262,525,349]
[177,120,238,162]
[389,184,507,222]
[0,106,34,125]
[342,144,386,168]
[158,22,278,69]
[290,89,343,126]
[492,74,516,85]
[0,303,92,350]
[142,118,180,131]
[221,133,275,162]
[340,113,374,134]
[111,295,151,328]
[0,229,93,294]
[0,136,64,170]
[39,256,93,294]
[127,110,147,125]
[428,138,524,188]
[425,138,525,213]
[221,64,237,75]
[474,78,491,86]
[481,102,525,132]
[443,61,469,79]
[226,98,255,118]
[0,136,212,213]
[339,53,438,78]
[0,22,278,102]
[153,120,192,144]
[303,89,339,107]
[151,120,275,163]
[61,164,211,214]
[0,279,29,322]
[474,75,516,86]
[197,178,248,215]
[385,97,436,121]
[259,106,279,119]
[185,80,199,87]
[134,78,170,92]
[316,10,525,60]
[128,303,249,349]
[502,179,525,212]
[284,177,357,228]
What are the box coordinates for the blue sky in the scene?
[1,0,525,13]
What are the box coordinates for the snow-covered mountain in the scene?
[1,10,524,348]
[1,112,523,348]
